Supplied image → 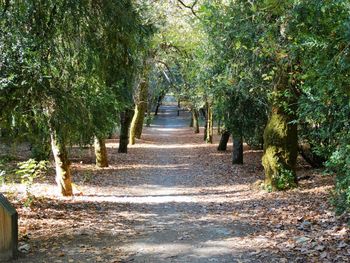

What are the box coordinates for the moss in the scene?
[50,130,73,196]
[129,79,148,144]
[94,137,108,168]
[262,108,298,190]
[193,109,200,133]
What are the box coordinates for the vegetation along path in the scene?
[9,105,348,263]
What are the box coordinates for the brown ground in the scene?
[2,105,349,263]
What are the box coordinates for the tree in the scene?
[0,0,143,195]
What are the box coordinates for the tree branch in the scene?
[176,0,199,18]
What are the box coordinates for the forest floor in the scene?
[2,105,349,263]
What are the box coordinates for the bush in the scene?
[327,133,350,215]
[15,159,48,206]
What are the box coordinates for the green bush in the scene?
[15,159,48,206]
[327,133,350,215]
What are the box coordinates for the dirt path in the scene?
[117,105,254,262]
[9,105,348,263]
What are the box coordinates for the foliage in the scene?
[15,159,48,206]
[327,131,350,214]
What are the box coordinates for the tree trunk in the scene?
[218,131,230,151]
[129,79,148,144]
[262,71,298,190]
[94,136,108,168]
[232,136,243,164]
[177,100,181,116]
[200,108,208,141]
[154,94,164,116]
[206,104,213,143]
[50,130,73,196]
[119,110,133,153]
[154,103,160,116]
[192,109,200,133]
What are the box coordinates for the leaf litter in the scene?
[2,108,349,263]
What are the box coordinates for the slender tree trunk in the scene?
[50,130,73,196]
[262,71,298,190]
[177,100,181,116]
[94,136,108,168]
[218,131,230,151]
[154,94,164,116]
[192,109,200,133]
[200,108,208,141]
[206,104,213,143]
[155,103,160,116]
[232,136,243,164]
[119,110,133,153]
[129,79,148,144]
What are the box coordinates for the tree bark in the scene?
[200,108,207,141]
[94,136,108,168]
[129,79,148,144]
[218,131,230,151]
[50,130,73,196]
[262,71,298,190]
[206,104,213,143]
[154,94,164,116]
[119,110,133,153]
[192,109,200,133]
[232,136,243,164]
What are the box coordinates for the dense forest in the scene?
[0,0,349,262]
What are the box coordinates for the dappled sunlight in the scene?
[103,163,190,171]
[121,236,265,260]
[152,127,188,131]
[2,104,345,263]
[131,143,212,149]
[122,242,191,257]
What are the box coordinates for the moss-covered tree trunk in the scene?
[50,130,73,196]
[192,109,200,133]
[94,136,108,168]
[262,71,298,190]
[218,131,230,151]
[206,104,213,143]
[232,136,243,164]
[119,109,133,153]
[129,79,148,145]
